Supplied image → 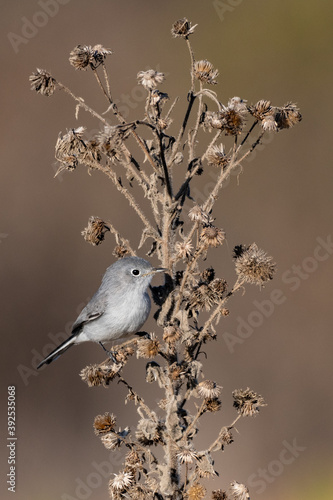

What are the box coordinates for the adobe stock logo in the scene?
[7,0,71,54]
[223,235,333,352]
[248,438,306,494]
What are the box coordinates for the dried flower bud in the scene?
[262,114,278,132]
[198,380,222,399]
[137,69,165,90]
[187,483,206,500]
[91,44,112,65]
[200,226,226,248]
[229,481,250,500]
[55,127,87,173]
[136,335,160,359]
[205,398,222,413]
[125,450,142,469]
[29,68,56,96]
[202,110,225,131]
[100,432,122,450]
[171,18,197,38]
[93,412,116,435]
[248,99,273,120]
[175,240,193,261]
[81,216,110,246]
[206,144,229,168]
[220,428,234,445]
[232,387,266,417]
[194,60,219,85]
[80,364,119,387]
[234,243,276,286]
[108,471,133,492]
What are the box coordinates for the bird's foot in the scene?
[99,342,118,364]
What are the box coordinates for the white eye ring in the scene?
[131,268,141,276]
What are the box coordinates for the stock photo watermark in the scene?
[213,0,244,22]
[7,0,71,54]
[223,235,333,352]
[248,438,306,494]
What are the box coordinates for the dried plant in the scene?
[30,18,301,499]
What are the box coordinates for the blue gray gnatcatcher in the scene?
[37,257,165,369]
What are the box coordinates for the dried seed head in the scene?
[187,483,206,500]
[97,125,124,162]
[229,481,250,500]
[113,245,131,259]
[188,206,213,224]
[163,326,181,344]
[55,127,86,173]
[171,18,197,38]
[137,69,165,90]
[100,432,122,450]
[177,447,198,464]
[220,428,234,445]
[200,226,226,248]
[232,387,266,417]
[206,144,229,168]
[109,471,133,492]
[91,44,112,65]
[194,60,219,85]
[81,216,110,246]
[248,99,273,120]
[219,106,246,135]
[113,346,134,364]
[136,335,160,359]
[228,97,248,113]
[202,110,225,131]
[190,283,215,311]
[135,418,162,445]
[234,243,276,286]
[205,398,222,413]
[69,45,93,69]
[29,68,56,96]
[93,412,116,435]
[80,364,118,387]
[212,490,228,500]
[210,278,228,299]
[275,102,302,129]
[175,240,193,261]
[262,114,278,132]
[69,44,112,70]
[198,380,222,399]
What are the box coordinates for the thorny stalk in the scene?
[30,18,301,500]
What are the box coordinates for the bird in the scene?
[37,257,165,369]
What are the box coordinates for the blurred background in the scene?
[1,1,332,499]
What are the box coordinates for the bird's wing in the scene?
[71,293,108,335]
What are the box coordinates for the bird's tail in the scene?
[37,335,76,369]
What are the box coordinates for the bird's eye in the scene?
[131,269,140,276]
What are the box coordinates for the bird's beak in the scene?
[153,267,167,274]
